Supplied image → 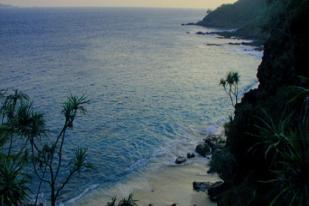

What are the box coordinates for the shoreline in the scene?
[69,126,225,206]
[182,23,264,50]
[74,162,219,206]
[58,34,261,205]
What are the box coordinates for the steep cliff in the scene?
[210,0,309,205]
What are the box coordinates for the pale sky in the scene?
[1,0,236,9]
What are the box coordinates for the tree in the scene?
[0,89,34,206]
[219,71,240,108]
[0,156,30,206]
[0,90,93,206]
[30,95,93,206]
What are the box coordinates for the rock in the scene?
[187,153,195,159]
[208,181,225,202]
[196,31,206,35]
[193,181,212,192]
[195,143,211,157]
[181,22,196,26]
[175,156,187,164]
[228,42,241,45]
[204,135,226,151]
[171,204,177,206]
[206,43,221,46]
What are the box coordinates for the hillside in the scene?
[196,0,268,41]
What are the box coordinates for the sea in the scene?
[0,7,262,205]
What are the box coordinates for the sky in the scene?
[1,0,237,9]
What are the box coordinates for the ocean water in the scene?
[0,8,261,204]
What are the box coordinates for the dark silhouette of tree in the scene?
[219,71,240,108]
[0,90,93,206]
[30,95,93,206]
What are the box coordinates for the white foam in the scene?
[62,184,99,206]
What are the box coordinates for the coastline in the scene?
[61,30,262,206]
[182,23,265,50]
[66,125,225,206]
[74,162,219,206]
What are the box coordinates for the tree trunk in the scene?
[51,187,56,206]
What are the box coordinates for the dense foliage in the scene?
[209,0,309,205]
[0,90,91,206]
[197,0,268,40]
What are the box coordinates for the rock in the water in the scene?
[187,153,195,159]
[193,182,212,192]
[175,156,187,164]
[181,22,196,26]
[195,143,211,157]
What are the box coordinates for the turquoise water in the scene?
[0,8,261,204]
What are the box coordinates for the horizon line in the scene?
[1,4,210,10]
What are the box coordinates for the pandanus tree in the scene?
[31,95,93,206]
[219,72,240,108]
[0,89,35,206]
[0,90,93,206]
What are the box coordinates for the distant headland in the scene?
[0,3,15,8]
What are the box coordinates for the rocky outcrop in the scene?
[195,143,211,157]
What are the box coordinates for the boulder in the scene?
[187,153,195,159]
[193,182,212,192]
[195,143,211,157]
[204,135,226,151]
[175,156,187,164]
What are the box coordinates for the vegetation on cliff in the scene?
[209,0,309,205]
[197,0,269,41]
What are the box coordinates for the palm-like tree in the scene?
[31,95,92,206]
[0,90,92,206]
[0,156,30,206]
[0,90,45,206]
[219,72,240,108]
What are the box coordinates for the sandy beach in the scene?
[75,162,219,206]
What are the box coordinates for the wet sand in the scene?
[76,162,219,206]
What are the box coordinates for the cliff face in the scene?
[257,0,309,91]
[211,0,309,205]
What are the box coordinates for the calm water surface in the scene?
[0,8,261,204]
